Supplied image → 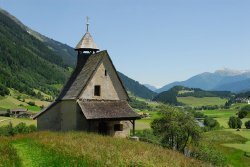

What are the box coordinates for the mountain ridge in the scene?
[157,69,250,93]
[0,8,155,100]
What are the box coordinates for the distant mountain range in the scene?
[156,69,250,93]
[0,8,155,99]
[143,84,158,92]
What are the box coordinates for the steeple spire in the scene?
[75,17,99,53]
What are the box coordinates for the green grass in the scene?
[0,89,50,111]
[24,106,41,112]
[0,132,206,167]
[0,137,21,167]
[201,106,250,128]
[0,117,36,126]
[221,129,250,153]
[202,130,250,167]
[135,111,161,130]
[177,96,227,107]
[0,96,26,109]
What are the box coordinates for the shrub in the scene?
[245,120,250,129]
[0,122,36,136]
[203,117,220,131]
[135,129,160,144]
[240,105,250,112]
[189,110,205,118]
[238,110,248,119]
[228,116,242,129]
[191,143,226,166]
[0,122,14,136]
[27,101,35,106]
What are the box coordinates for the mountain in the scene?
[157,69,250,93]
[153,85,231,105]
[0,8,71,97]
[0,8,76,68]
[0,8,155,100]
[118,72,157,99]
[143,84,157,92]
[215,78,250,92]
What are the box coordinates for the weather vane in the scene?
[86,16,89,32]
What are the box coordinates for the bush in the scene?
[27,101,35,106]
[203,117,220,131]
[0,122,14,136]
[189,110,206,118]
[191,143,226,166]
[0,122,36,136]
[238,110,248,119]
[228,116,242,129]
[238,105,250,119]
[245,120,250,129]
[135,129,160,144]
[240,105,250,112]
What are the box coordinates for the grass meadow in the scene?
[0,117,36,126]
[0,89,50,111]
[177,96,227,107]
[0,132,207,167]
[202,130,250,167]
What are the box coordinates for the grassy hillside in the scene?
[153,86,230,105]
[177,96,227,107]
[202,130,250,167]
[0,89,50,111]
[0,132,206,167]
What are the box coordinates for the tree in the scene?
[151,105,201,153]
[245,120,250,129]
[240,105,250,112]
[228,116,242,129]
[203,117,220,131]
[0,83,9,96]
[238,105,250,119]
[238,110,248,119]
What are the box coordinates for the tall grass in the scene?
[0,137,21,167]
[11,131,207,167]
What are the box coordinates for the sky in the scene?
[0,0,250,88]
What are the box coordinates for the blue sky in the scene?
[1,0,250,88]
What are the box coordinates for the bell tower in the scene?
[75,17,99,54]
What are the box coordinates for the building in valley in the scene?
[33,20,140,137]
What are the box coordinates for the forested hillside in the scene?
[0,9,71,97]
[118,72,157,99]
[153,86,231,105]
[0,8,156,100]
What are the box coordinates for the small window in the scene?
[105,70,107,76]
[94,85,101,96]
[114,124,123,131]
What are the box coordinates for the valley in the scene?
[0,5,250,167]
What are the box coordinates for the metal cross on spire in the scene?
[86,16,89,32]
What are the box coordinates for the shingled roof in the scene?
[75,32,99,51]
[78,100,140,120]
[57,50,128,100]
